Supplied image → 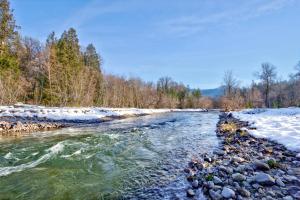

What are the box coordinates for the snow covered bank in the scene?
[233,108,300,153]
[0,103,207,122]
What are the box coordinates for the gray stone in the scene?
[283,196,293,200]
[208,181,215,189]
[288,186,300,199]
[219,166,233,174]
[253,160,270,171]
[238,187,251,197]
[265,196,274,200]
[215,150,226,156]
[292,191,300,199]
[192,180,199,188]
[186,189,195,197]
[235,165,246,173]
[232,173,246,182]
[267,190,275,197]
[209,189,222,200]
[233,182,240,189]
[255,173,275,186]
[276,177,285,187]
[284,175,298,182]
[221,187,235,199]
[213,176,222,185]
[232,156,245,163]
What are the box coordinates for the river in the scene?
[0,111,219,200]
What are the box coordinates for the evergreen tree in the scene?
[84,43,101,70]
[0,0,19,71]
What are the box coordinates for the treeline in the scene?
[0,0,213,108]
[220,63,300,110]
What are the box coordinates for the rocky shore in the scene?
[0,119,65,136]
[185,113,300,200]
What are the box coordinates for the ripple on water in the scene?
[0,141,65,177]
[0,112,219,199]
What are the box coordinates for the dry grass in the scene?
[219,122,237,134]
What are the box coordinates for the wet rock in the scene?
[232,173,246,182]
[253,160,270,171]
[221,187,235,199]
[255,173,275,186]
[209,189,222,200]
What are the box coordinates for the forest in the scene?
[0,0,299,109]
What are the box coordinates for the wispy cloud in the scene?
[160,0,295,37]
[61,0,128,30]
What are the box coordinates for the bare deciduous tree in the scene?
[257,63,277,108]
[223,70,239,98]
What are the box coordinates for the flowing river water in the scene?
[0,112,219,200]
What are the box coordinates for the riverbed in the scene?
[0,112,219,199]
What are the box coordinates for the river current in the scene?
[0,112,219,200]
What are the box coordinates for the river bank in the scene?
[185,113,300,200]
[0,104,208,136]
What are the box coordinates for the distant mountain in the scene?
[201,87,224,98]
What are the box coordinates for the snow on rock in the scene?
[233,108,300,152]
[0,103,206,122]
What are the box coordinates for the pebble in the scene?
[221,187,235,199]
[232,156,245,163]
[254,173,275,186]
[209,189,222,200]
[192,180,199,188]
[253,160,270,171]
[185,114,300,200]
[276,177,285,187]
[208,181,215,189]
[232,173,246,182]
[186,189,195,197]
[283,196,294,200]
[288,186,300,199]
[215,150,226,156]
[238,187,251,197]
[213,176,222,185]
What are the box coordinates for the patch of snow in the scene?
[0,104,206,122]
[233,108,300,152]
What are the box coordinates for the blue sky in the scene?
[10,0,300,89]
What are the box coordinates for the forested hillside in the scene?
[0,0,212,108]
